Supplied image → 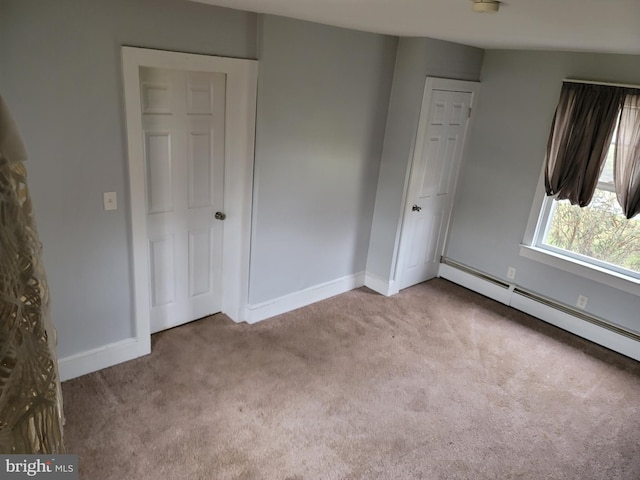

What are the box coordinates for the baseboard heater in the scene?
[439,258,640,360]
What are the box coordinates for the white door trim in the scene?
[393,77,479,289]
[122,46,258,347]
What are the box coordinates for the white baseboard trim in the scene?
[438,262,640,362]
[364,272,399,297]
[58,272,367,379]
[439,263,512,305]
[510,293,640,362]
[245,272,366,324]
[58,336,151,381]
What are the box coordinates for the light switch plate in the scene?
[103,192,117,211]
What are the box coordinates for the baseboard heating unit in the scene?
[438,258,640,362]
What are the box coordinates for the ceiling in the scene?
[191,0,640,55]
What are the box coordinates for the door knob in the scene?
[214,211,226,220]
[412,204,422,212]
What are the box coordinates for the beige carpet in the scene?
[62,279,640,479]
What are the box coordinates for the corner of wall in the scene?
[364,271,399,296]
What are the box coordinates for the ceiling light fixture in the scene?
[472,0,500,13]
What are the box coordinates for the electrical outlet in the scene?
[576,295,588,309]
[103,192,117,211]
[507,267,516,280]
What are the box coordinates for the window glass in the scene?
[541,190,640,275]
[599,144,615,185]
[537,138,640,277]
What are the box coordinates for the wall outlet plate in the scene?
[507,267,516,280]
[576,295,588,309]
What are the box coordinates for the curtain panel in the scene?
[615,93,640,219]
[544,82,625,207]
[0,96,65,453]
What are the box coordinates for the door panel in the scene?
[141,67,226,333]
[398,85,475,290]
[189,229,212,297]
[150,236,175,307]
[144,132,173,214]
[141,81,171,114]
[444,136,460,193]
[188,131,213,208]
[187,72,215,115]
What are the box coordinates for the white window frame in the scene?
[521,168,640,296]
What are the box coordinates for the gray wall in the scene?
[249,15,397,304]
[366,37,484,281]
[1,0,397,359]
[447,50,640,332]
[1,0,258,358]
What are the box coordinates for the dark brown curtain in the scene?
[614,93,640,219]
[544,82,625,206]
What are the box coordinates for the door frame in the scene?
[393,77,479,290]
[122,46,258,346]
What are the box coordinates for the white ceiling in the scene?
[191,0,640,55]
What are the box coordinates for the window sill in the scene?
[519,245,640,296]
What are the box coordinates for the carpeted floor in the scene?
[62,279,640,479]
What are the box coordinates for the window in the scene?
[534,135,640,280]
[521,81,640,293]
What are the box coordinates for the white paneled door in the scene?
[397,79,478,291]
[140,67,225,333]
